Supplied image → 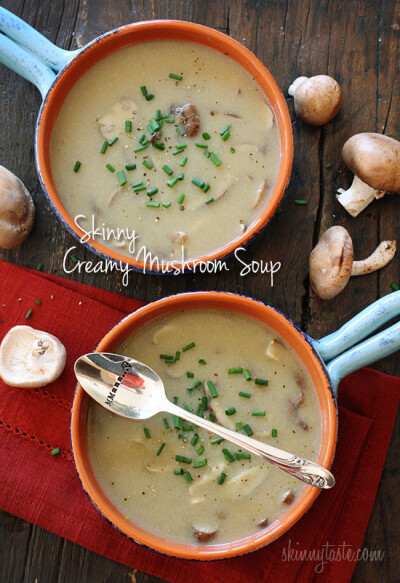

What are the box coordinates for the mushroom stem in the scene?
[288,76,308,96]
[32,338,49,356]
[351,240,397,276]
[337,175,385,217]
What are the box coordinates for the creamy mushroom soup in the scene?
[50,40,281,262]
[86,309,322,545]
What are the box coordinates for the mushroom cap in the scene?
[0,166,35,249]
[292,75,342,126]
[309,226,354,300]
[0,325,66,388]
[342,133,400,193]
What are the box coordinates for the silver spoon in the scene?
[75,352,335,489]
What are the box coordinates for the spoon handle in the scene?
[163,401,335,489]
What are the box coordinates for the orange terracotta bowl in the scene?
[37,20,293,273]
[71,292,337,560]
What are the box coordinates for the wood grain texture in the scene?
[0,0,399,581]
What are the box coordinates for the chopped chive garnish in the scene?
[196,445,205,456]
[163,417,170,429]
[175,455,192,464]
[147,187,158,197]
[162,164,174,176]
[176,127,185,136]
[169,72,183,80]
[295,199,308,205]
[205,197,214,204]
[142,160,154,170]
[140,85,148,96]
[118,170,127,186]
[272,428,278,437]
[156,109,162,120]
[235,451,251,460]
[35,299,41,305]
[146,94,155,101]
[191,434,199,446]
[182,420,193,429]
[149,118,161,132]
[239,392,251,398]
[230,147,236,153]
[220,124,232,135]
[228,367,243,374]
[193,380,203,389]
[242,369,252,381]
[51,448,60,456]
[134,144,148,153]
[192,177,204,188]
[156,442,166,456]
[139,132,147,143]
[105,163,115,173]
[173,415,181,429]
[326,162,332,169]
[204,150,210,158]
[186,371,194,378]
[36,263,43,271]
[202,132,211,140]
[391,283,399,291]
[193,458,207,468]
[177,173,184,180]
[100,141,108,154]
[177,193,185,204]
[196,403,202,416]
[221,130,231,141]
[174,468,183,475]
[236,422,243,430]
[71,254,78,263]
[209,152,222,166]
[73,161,81,173]
[125,120,132,132]
[167,176,180,188]
[173,149,184,156]
[160,353,174,360]
[125,163,137,171]
[210,437,225,445]
[144,428,151,439]
[202,182,211,193]
[132,180,144,188]
[209,413,215,422]
[176,143,187,150]
[183,471,193,482]
[163,201,171,208]
[200,397,207,412]
[222,448,235,463]
[218,472,227,485]
[255,378,268,386]
[180,156,188,167]
[251,410,266,416]
[243,424,254,436]
[25,309,33,320]
[207,380,218,398]
[199,359,207,366]
[164,117,175,123]
[182,342,195,352]
[195,142,208,149]
[225,407,236,416]
[134,185,146,192]
[146,201,160,208]
[108,137,118,146]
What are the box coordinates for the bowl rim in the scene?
[36,19,293,274]
[71,291,337,560]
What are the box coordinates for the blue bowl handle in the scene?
[0,32,56,99]
[326,320,400,393]
[0,7,79,72]
[314,291,400,361]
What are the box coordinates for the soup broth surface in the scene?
[87,308,322,545]
[50,40,281,262]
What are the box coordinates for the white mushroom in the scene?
[0,166,35,248]
[0,325,66,387]
[288,75,342,126]
[337,133,400,217]
[309,226,396,300]
[253,179,269,208]
[97,98,138,140]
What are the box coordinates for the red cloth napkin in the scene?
[0,259,399,583]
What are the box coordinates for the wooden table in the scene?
[0,0,399,581]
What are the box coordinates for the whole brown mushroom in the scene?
[337,133,400,217]
[310,226,396,300]
[0,165,35,248]
[288,75,342,126]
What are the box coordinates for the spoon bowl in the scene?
[75,352,335,489]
